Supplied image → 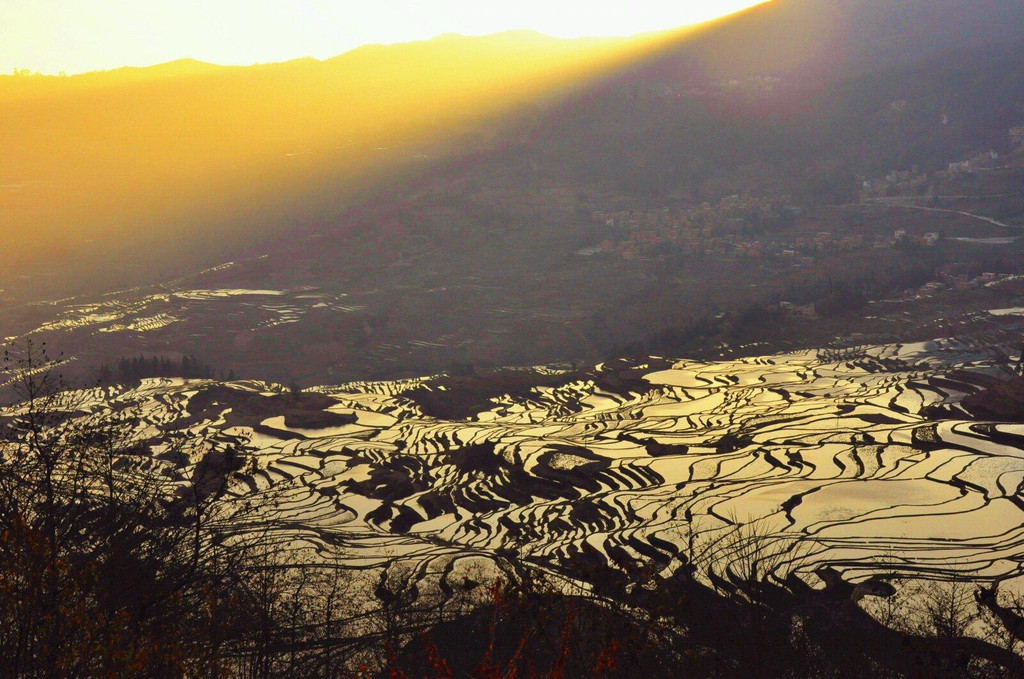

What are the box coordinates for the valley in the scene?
[14,304,1024,640]
[4,1,1024,674]
[5,165,1024,387]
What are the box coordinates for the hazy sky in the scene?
[2,0,768,75]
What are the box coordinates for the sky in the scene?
[1,0,768,75]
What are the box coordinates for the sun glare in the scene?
[1,0,768,75]
[0,0,771,285]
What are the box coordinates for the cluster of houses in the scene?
[895,269,1011,301]
[859,151,1004,199]
[777,301,818,318]
[588,197,805,261]
[894,229,941,247]
[751,269,1014,320]
[583,225,880,263]
[625,74,784,102]
[862,167,931,197]
[947,150,1003,175]
[584,196,908,264]
[862,123,1024,200]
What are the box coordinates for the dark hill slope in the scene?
[649,0,1024,84]
[443,32,1024,204]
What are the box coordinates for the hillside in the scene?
[7,316,1024,674]
[4,0,1024,386]
[5,1,1024,300]
[0,31,637,296]
[642,0,1024,83]
[8,2,1024,674]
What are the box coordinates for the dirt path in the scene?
[900,204,1014,229]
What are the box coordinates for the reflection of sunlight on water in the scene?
[175,289,286,300]
[11,286,369,342]
[952,237,1019,245]
[22,336,1024,590]
[0,357,77,390]
[99,313,180,333]
[36,312,124,333]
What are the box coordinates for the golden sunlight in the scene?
[1,0,768,75]
[0,0,772,293]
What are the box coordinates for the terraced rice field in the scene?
[14,335,1024,596]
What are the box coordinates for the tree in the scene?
[0,340,259,677]
[0,340,385,677]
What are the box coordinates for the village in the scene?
[583,195,937,266]
[861,124,1024,200]
[581,124,1024,272]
